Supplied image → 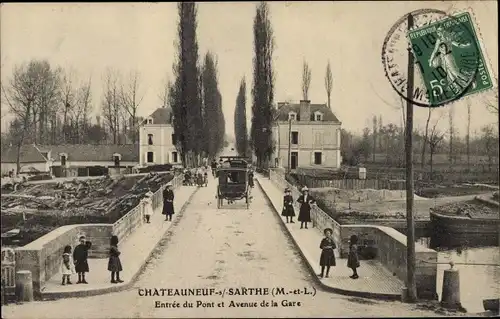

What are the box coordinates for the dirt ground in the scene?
[310,187,495,220]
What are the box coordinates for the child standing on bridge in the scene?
[60,245,75,285]
[318,228,336,278]
[347,235,360,279]
[281,188,295,223]
[108,235,123,284]
[73,236,92,284]
[143,188,154,223]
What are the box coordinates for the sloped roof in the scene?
[0,144,47,163]
[275,102,341,123]
[36,144,139,162]
[142,107,173,125]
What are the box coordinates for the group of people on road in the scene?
[183,167,209,186]
[60,234,124,285]
[59,179,177,286]
[281,186,315,229]
[282,186,360,279]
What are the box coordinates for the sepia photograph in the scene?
[0,1,498,318]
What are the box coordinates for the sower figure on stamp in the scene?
[108,235,123,284]
[297,186,315,229]
[319,228,336,278]
[73,235,92,284]
[162,182,175,221]
[281,188,295,223]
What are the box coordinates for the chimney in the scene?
[299,100,311,122]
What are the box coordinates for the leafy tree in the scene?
[169,2,204,166]
[234,78,248,157]
[251,2,275,168]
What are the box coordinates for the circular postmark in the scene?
[382,8,482,107]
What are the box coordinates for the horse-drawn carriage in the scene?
[216,156,252,209]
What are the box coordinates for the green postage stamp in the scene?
[408,11,493,106]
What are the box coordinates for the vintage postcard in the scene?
[1,1,498,318]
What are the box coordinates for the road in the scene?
[3,176,446,318]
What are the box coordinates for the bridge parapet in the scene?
[341,225,437,300]
[266,170,438,300]
[12,173,183,298]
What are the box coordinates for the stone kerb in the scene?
[341,225,438,300]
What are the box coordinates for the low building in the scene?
[272,100,342,170]
[0,144,50,175]
[0,144,139,177]
[138,107,181,166]
[37,144,139,177]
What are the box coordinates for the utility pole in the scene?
[287,117,292,174]
[405,13,417,302]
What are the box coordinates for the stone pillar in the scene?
[440,263,462,310]
[15,270,33,302]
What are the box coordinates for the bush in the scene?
[27,174,52,181]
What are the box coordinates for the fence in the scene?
[1,247,16,301]
[295,176,406,190]
[112,174,182,242]
[269,169,343,255]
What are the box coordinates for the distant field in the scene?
[370,153,495,166]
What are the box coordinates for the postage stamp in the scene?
[407,11,494,106]
[382,8,495,108]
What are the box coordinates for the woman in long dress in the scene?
[297,186,315,229]
[143,188,154,223]
[162,182,175,221]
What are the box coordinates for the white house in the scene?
[272,100,342,170]
[139,107,181,166]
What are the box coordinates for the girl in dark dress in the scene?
[162,183,175,221]
[297,186,315,229]
[347,234,360,279]
[108,235,123,284]
[73,235,92,284]
[319,228,336,278]
[281,188,295,223]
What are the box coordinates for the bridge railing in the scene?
[268,169,343,256]
[11,172,184,298]
[112,173,183,242]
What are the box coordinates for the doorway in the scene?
[291,152,298,170]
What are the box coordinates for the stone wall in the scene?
[341,225,438,300]
[15,224,112,297]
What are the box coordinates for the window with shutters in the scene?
[314,152,322,165]
[291,131,299,144]
[147,152,154,163]
[148,134,153,145]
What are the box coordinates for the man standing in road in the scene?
[162,182,175,221]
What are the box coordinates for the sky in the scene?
[1,1,498,138]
